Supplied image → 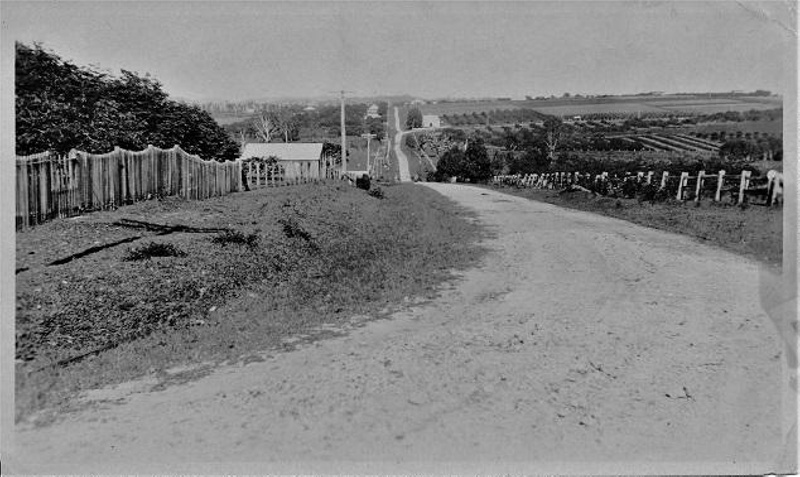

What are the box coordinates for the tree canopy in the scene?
[405,107,423,130]
[16,42,240,161]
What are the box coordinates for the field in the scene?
[15,182,486,423]
[688,120,784,137]
[420,95,783,119]
[418,100,524,116]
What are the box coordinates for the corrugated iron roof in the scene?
[240,143,323,161]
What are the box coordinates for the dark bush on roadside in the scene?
[211,230,259,248]
[356,174,371,191]
[278,217,315,245]
[124,242,187,261]
[619,178,641,199]
[589,179,611,196]
[368,186,385,199]
[637,182,671,203]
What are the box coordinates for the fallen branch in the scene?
[31,342,120,373]
[48,236,143,266]
[113,218,230,234]
[47,220,231,267]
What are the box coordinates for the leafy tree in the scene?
[15,42,239,161]
[490,151,507,176]
[463,136,492,182]
[366,117,386,137]
[405,107,423,130]
[433,146,465,181]
[322,141,344,166]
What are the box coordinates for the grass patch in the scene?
[484,184,782,268]
[16,182,487,424]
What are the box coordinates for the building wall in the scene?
[280,160,320,180]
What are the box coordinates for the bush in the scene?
[211,230,259,248]
[368,186,385,199]
[356,174,371,191]
[278,217,315,245]
[619,178,640,199]
[637,182,671,203]
[124,242,187,261]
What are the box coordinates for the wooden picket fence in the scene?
[493,169,783,206]
[242,161,337,188]
[16,145,241,229]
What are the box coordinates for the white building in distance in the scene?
[365,104,380,119]
[422,115,441,128]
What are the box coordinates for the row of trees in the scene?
[16,42,240,161]
[224,102,387,143]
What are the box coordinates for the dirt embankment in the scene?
[10,183,794,475]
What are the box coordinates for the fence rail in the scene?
[492,169,783,206]
[16,145,241,229]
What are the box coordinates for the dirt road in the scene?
[393,107,412,182]
[10,184,793,474]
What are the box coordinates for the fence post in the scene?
[646,171,653,184]
[694,170,705,202]
[660,171,669,189]
[738,170,751,205]
[714,170,725,202]
[677,172,688,200]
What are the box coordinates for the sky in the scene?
[2,1,796,102]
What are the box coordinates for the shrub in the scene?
[278,217,315,244]
[368,186,385,199]
[124,242,186,261]
[619,178,640,199]
[356,174,371,191]
[637,182,671,203]
[211,230,259,248]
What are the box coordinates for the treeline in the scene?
[16,43,240,161]
[441,108,548,127]
[223,102,388,142]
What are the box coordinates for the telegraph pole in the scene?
[361,133,376,175]
[340,90,347,173]
[328,90,353,175]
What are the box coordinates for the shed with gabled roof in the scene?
[239,143,324,183]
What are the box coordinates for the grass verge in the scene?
[481,184,782,268]
[16,182,487,424]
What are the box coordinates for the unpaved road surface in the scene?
[393,107,412,182]
[10,184,793,474]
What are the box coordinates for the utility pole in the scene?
[329,90,354,175]
[361,133,376,176]
[340,90,347,173]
